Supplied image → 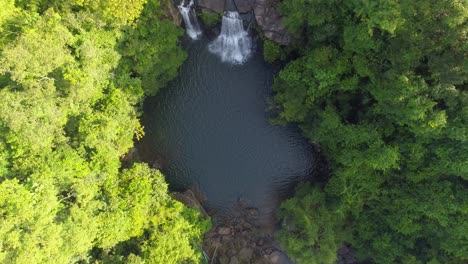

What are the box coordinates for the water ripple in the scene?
[142,37,315,210]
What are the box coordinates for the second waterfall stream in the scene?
[209,11,252,64]
[178,0,202,39]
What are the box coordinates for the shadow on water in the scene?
[139,36,317,214]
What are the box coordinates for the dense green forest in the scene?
[0,0,209,263]
[1,0,467,263]
[274,1,467,263]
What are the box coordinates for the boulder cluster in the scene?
[191,0,291,45]
[202,202,291,264]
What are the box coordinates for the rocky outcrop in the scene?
[234,0,255,13]
[198,0,224,13]
[196,0,291,45]
[161,0,182,25]
[199,0,253,14]
[253,0,291,45]
[195,0,291,45]
[173,189,209,217]
[203,202,292,263]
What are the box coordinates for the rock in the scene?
[218,227,231,235]
[267,250,291,264]
[219,256,230,264]
[198,0,224,13]
[228,248,237,255]
[160,0,182,25]
[198,0,291,45]
[234,0,255,13]
[256,239,264,246]
[239,247,254,260]
[121,147,139,162]
[268,251,281,263]
[172,190,209,218]
[229,256,240,264]
[152,160,162,169]
[222,235,233,242]
[246,207,258,216]
[254,0,291,45]
[212,236,222,246]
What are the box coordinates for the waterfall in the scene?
[178,0,202,40]
[209,11,252,64]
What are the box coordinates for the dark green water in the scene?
[141,37,314,210]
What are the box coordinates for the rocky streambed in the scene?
[174,190,292,264]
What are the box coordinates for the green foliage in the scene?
[141,200,211,263]
[262,39,284,63]
[353,180,468,263]
[118,0,187,96]
[0,1,207,263]
[71,0,147,25]
[275,0,468,263]
[0,10,73,85]
[198,12,221,27]
[277,184,346,264]
[0,0,18,35]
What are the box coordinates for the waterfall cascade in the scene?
[209,11,252,64]
[178,0,202,39]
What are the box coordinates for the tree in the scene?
[0,1,208,263]
[70,0,147,25]
[277,184,347,264]
[117,0,187,96]
[274,0,468,262]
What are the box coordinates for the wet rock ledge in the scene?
[196,0,291,45]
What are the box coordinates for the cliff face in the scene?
[233,0,255,13]
[197,0,291,45]
[162,0,182,25]
[198,0,224,13]
[253,0,290,45]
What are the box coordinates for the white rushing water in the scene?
[178,0,202,39]
[209,11,252,64]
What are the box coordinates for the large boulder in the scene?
[198,0,224,13]
[254,0,291,45]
